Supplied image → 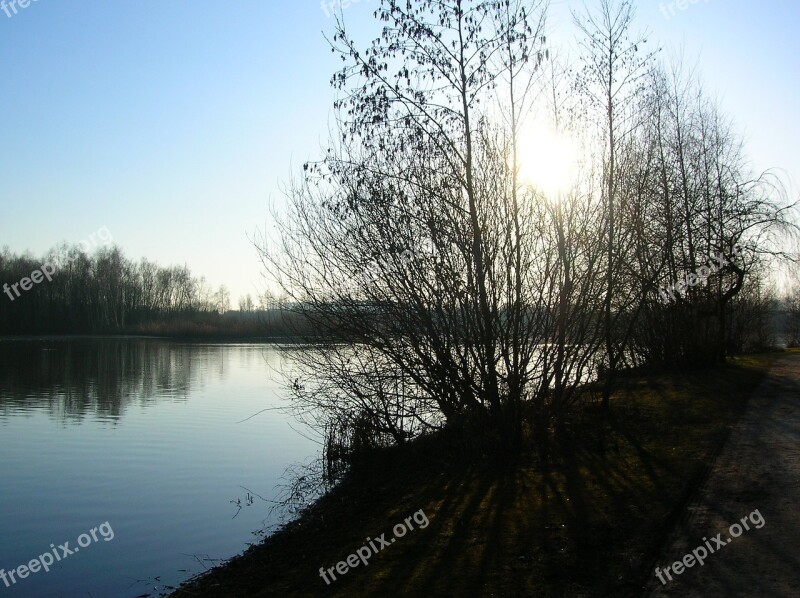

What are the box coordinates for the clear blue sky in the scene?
[1,0,798,303]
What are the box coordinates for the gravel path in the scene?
[646,354,800,597]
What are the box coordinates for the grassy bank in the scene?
[172,352,788,597]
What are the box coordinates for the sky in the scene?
[1,0,798,304]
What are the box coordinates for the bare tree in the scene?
[637,61,799,364]
[257,0,612,456]
[573,0,656,407]
[256,0,799,474]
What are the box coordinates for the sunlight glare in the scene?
[515,121,580,198]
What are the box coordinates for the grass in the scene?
[172,351,788,597]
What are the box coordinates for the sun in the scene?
[515,120,580,197]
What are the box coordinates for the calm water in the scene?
[0,338,317,597]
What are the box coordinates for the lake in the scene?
[0,338,317,597]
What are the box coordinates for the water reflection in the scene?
[0,338,226,421]
[0,338,316,597]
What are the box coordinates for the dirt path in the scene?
[646,354,800,597]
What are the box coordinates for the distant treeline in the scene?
[0,244,309,337]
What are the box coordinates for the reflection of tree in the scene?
[0,339,222,422]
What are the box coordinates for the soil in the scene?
[169,352,793,597]
[647,354,800,597]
